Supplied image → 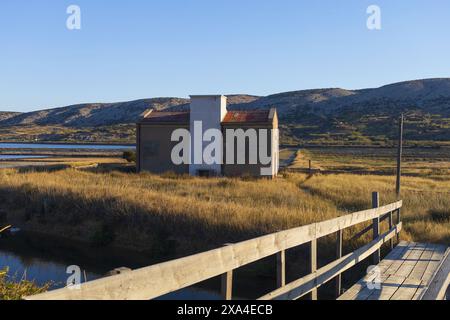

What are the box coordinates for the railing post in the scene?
[221,271,233,300]
[372,192,380,265]
[335,229,343,298]
[276,250,286,288]
[397,208,401,243]
[388,211,394,250]
[221,244,233,300]
[308,239,318,300]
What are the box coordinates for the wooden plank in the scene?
[259,223,401,300]
[390,278,422,300]
[341,242,415,300]
[396,209,401,243]
[368,275,406,300]
[26,223,315,300]
[315,201,402,239]
[421,249,450,300]
[221,271,233,300]
[388,211,394,250]
[339,242,410,300]
[413,245,447,300]
[409,245,436,280]
[276,250,286,288]
[0,225,12,234]
[383,242,418,277]
[364,243,440,301]
[394,243,427,279]
[372,192,380,265]
[388,245,434,300]
[335,229,343,298]
[26,201,402,300]
[309,239,318,300]
[421,245,447,282]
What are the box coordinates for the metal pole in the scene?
[396,115,404,199]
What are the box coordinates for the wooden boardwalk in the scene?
[25,193,449,301]
[339,241,449,300]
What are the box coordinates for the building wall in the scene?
[221,117,278,178]
[137,109,279,178]
[137,123,189,174]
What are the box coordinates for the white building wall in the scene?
[189,95,227,176]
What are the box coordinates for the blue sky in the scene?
[1,0,450,112]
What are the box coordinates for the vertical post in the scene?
[372,192,380,265]
[396,115,404,199]
[309,239,318,300]
[397,208,401,243]
[136,124,141,173]
[221,243,233,300]
[335,229,343,298]
[276,250,286,288]
[388,211,394,249]
[221,271,233,300]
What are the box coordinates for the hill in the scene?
[1,79,449,145]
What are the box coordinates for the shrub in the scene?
[122,151,136,163]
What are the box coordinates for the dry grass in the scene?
[290,147,450,179]
[0,268,49,300]
[0,169,341,253]
[0,163,448,258]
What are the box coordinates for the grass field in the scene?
[290,146,450,179]
[0,147,448,299]
[0,147,448,258]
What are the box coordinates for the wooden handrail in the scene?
[0,225,12,234]
[259,223,402,300]
[26,200,402,300]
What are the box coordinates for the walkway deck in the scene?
[338,241,449,300]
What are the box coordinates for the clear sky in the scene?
[1,0,450,112]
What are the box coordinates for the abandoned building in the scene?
[136,95,279,177]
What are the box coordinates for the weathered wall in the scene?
[137,123,189,174]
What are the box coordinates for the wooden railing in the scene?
[26,192,402,300]
[421,248,450,300]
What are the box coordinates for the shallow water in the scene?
[0,143,135,150]
[0,155,49,160]
[0,232,221,299]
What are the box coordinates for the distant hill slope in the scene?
[0,112,21,121]
[1,78,449,145]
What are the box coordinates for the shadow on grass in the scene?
[0,182,260,260]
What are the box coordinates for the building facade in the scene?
[136,95,279,178]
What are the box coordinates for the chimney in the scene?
[189,95,227,124]
[189,95,227,176]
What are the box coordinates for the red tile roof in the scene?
[222,110,272,123]
[140,111,190,123]
[140,109,274,124]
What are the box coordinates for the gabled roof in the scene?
[139,108,276,125]
[222,110,274,124]
[139,111,190,124]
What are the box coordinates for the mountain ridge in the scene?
[1,78,449,145]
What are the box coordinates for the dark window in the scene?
[197,170,213,177]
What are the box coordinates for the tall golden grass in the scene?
[0,166,448,256]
